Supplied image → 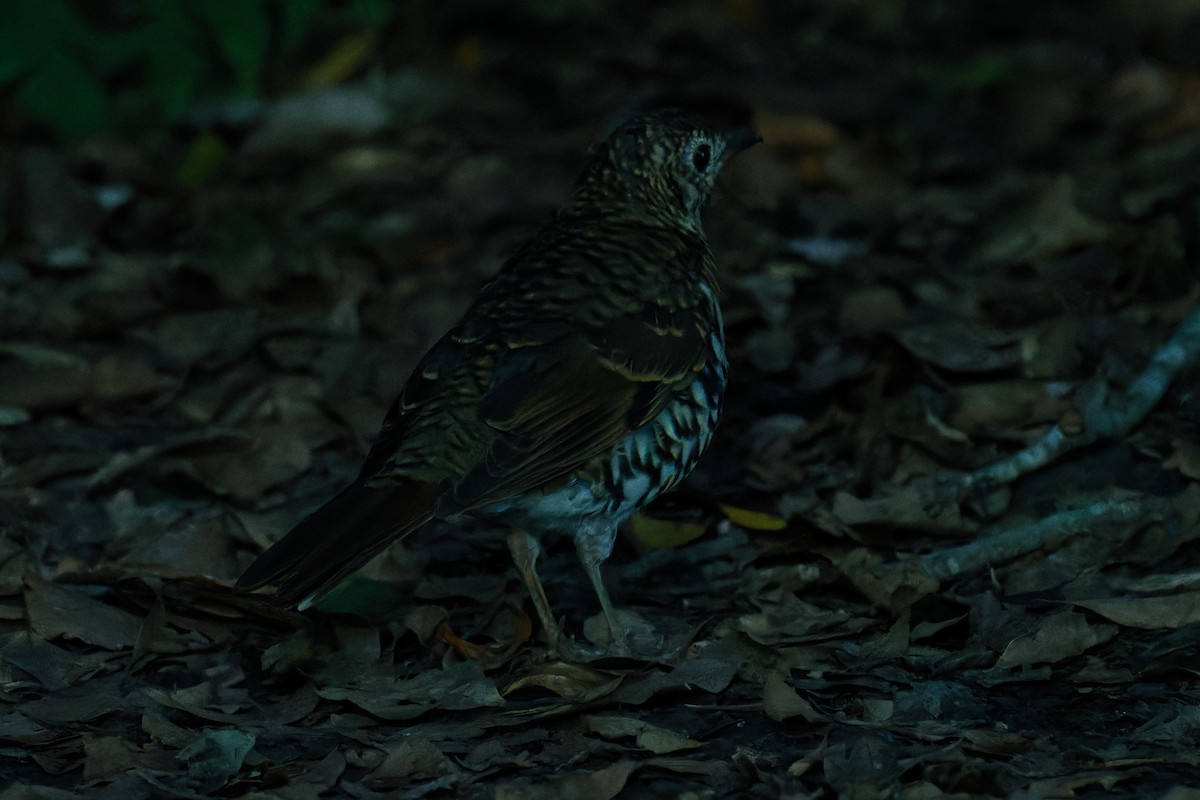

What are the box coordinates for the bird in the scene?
[237,105,759,654]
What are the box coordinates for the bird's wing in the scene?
[446,296,712,511]
[235,477,443,608]
[363,227,719,511]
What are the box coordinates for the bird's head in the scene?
[570,106,760,231]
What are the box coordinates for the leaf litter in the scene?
[5,2,1200,798]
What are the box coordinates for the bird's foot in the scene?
[582,608,660,659]
[542,635,609,662]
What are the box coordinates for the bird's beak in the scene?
[726,125,762,154]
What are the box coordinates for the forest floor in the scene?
[3,2,1200,798]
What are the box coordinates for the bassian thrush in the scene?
[237,107,758,653]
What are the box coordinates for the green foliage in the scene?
[175,131,231,187]
[0,0,389,141]
[921,52,1014,95]
[190,0,272,98]
[280,0,322,54]
[0,0,108,139]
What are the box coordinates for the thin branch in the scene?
[962,301,1200,491]
[920,496,1162,581]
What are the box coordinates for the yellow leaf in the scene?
[302,35,374,91]
[628,515,707,549]
[176,133,229,188]
[721,504,787,531]
[454,36,484,71]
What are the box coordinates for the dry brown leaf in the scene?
[2,633,121,693]
[1163,439,1200,480]
[995,610,1118,668]
[584,715,702,754]
[81,734,140,783]
[832,487,962,534]
[0,359,91,410]
[88,353,174,401]
[1025,771,1123,798]
[150,309,258,368]
[188,425,314,503]
[25,581,142,651]
[891,319,1022,373]
[1021,316,1083,379]
[1071,592,1200,629]
[177,728,255,791]
[947,380,1073,437]
[1142,73,1200,139]
[117,514,242,583]
[146,682,253,725]
[504,662,623,701]
[495,760,637,800]
[980,175,1111,264]
[827,548,940,611]
[404,605,450,642]
[962,728,1034,756]
[839,287,908,335]
[613,655,741,704]
[437,602,531,669]
[855,612,911,659]
[317,661,504,720]
[762,670,823,722]
[367,737,453,784]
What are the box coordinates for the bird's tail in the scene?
[236,479,442,609]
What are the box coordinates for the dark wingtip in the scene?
[233,480,441,610]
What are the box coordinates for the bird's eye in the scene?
[691,143,712,173]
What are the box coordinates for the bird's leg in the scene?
[506,531,561,652]
[575,523,629,654]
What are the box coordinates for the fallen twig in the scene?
[920,495,1165,581]
[962,301,1200,491]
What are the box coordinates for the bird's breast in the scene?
[483,285,727,533]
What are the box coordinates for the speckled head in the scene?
[570,106,760,230]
